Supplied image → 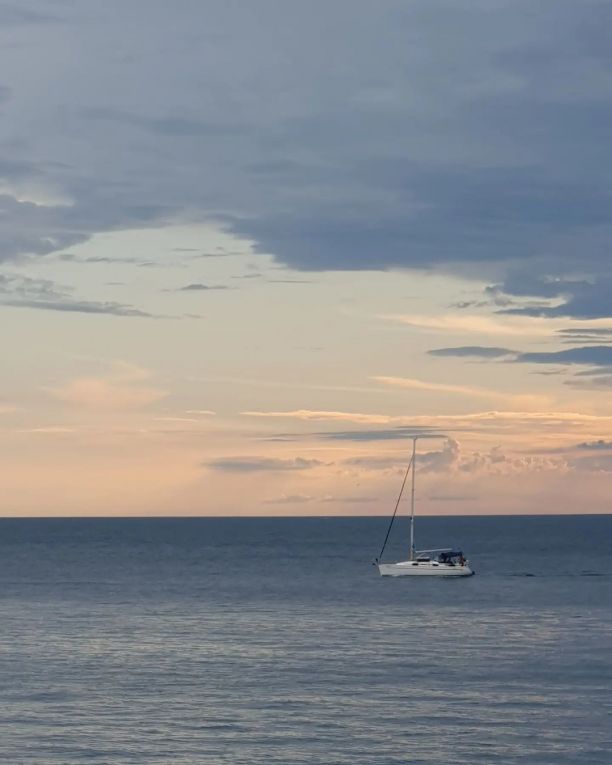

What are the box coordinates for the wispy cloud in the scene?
[46,363,166,411]
[372,375,550,410]
[247,408,612,426]
[342,455,404,471]
[316,426,443,442]
[82,106,242,138]
[205,456,325,472]
[557,328,612,343]
[429,344,612,384]
[0,273,154,317]
[57,253,158,267]
[564,376,612,390]
[2,298,154,317]
[263,493,319,504]
[428,494,478,502]
[519,346,612,366]
[568,454,612,473]
[428,346,515,359]
[380,313,549,337]
[242,409,401,424]
[153,417,201,424]
[14,426,76,435]
[496,277,612,321]
[575,440,612,451]
[0,5,62,25]
[151,410,216,424]
[175,283,228,292]
[244,409,612,450]
[373,375,500,399]
[263,493,377,504]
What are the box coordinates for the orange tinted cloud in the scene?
[46,362,166,411]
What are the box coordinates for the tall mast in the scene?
[409,436,417,560]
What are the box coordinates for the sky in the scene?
[2,0,612,516]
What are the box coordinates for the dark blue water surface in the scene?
[1,515,611,764]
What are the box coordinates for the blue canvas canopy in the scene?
[417,548,463,556]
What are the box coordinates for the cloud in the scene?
[205,456,325,472]
[342,455,405,471]
[568,454,612,473]
[81,106,242,139]
[373,375,500,399]
[263,493,318,504]
[244,408,612,438]
[573,366,612,377]
[15,426,75,435]
[0,0,611,321]
[428,343,612,373]
[0,5,61,25]
[0,193,87,261]
[59,253,158,267]
[564,375,612,390]
[340,439,461,474]
[557,328,612,341]
[176,283,228,291]
[263,492,377,504]
[47,363,166,411]
[268,278,316,284]
[154,416,201,423]
[565,361,612,387]
[1,273,59,299]
[324,495,378,503]
[317,426,443,441]
[418,438,461,473]
[426,337,612,393]
[428,346,515,359]
[518,346,612,366]
[388,441,565,477]
[242,409,402,425]
[2,297,154,317]
[428,494,478,502]
[575,440,612,451]
[341,437,566,477]
[0,273,154,316]
[172,247,239,259]
[380,313,546,337]
[495,276,612,320]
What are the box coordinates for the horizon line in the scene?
[1,512,611,520]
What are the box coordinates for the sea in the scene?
[0,515,611,765]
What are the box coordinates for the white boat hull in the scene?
[378,560,474,577]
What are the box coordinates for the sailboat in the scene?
[375,437,474,577]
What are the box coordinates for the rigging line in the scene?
[376,454,414,562]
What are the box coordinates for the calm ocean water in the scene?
[1,515,611,765]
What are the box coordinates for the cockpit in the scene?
[416,549,467,566]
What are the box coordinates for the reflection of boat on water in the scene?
[374,437,474,577]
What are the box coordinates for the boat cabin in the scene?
[416,549,466,566]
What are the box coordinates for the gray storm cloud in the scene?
[2,0,612,315]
